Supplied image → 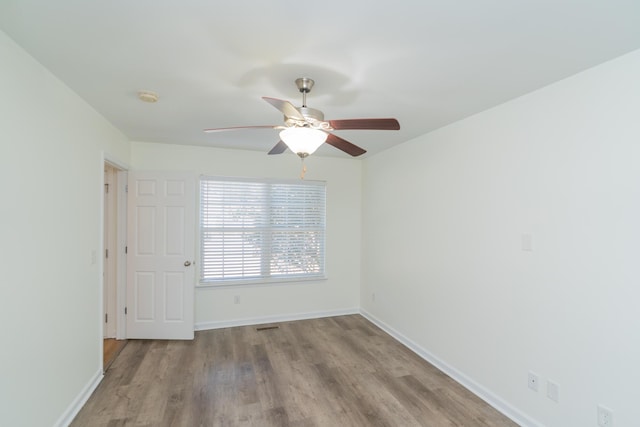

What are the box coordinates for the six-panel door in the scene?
[126,172,195,339]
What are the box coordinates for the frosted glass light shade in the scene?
[279,127,327,155]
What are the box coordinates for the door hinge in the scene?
[124,307,127,315]
[125,246,128,254]
[125,184,128,193]
[105,249,109,259]
[104,183,109,194]
[105,313,108,323]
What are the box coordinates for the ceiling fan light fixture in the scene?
[279,127,327,157]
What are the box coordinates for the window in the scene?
[199,176,326,285]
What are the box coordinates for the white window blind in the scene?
[199,176,326,285]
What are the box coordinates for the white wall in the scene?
[130,142,361,328]
[0,30,130,426]
[361,49,640,426]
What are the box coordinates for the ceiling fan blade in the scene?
[268,140,288,155]
[203,125,277,133]
[262,97,305,120]
[325,133,366,157]
[328,118,400,131]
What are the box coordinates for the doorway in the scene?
[103,162,128,369]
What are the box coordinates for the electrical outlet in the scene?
[234,295,240,304]
[597,405,613,427]
[546,380,559,402]
[528,371,539,391]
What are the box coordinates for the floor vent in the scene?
[256,325,279,331]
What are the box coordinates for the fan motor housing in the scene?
[299,107,324,121]
[285,106,327,129]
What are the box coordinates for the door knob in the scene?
[184,261,191,267]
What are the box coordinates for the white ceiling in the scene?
[1,1,639,158]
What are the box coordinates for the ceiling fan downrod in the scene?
[295,77,314,108]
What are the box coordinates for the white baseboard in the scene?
[195,307,359,331]
[54,368,103,427]
[359,309,541,427]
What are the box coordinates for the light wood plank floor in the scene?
[73,315,517,427]
[103,338,128,370]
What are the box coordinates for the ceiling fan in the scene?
[204,78,400,158]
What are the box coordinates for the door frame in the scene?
[103,164,117,338]
[100,152,128,368]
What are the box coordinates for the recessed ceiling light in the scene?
[138,90,159,103]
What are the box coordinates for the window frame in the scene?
[197,175,327,287]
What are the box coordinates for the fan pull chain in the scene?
[300,158,307,180]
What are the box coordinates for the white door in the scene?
[127,172,195,340]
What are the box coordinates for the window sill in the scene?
[197,275,328,288]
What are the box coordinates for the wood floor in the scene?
[73,315,517,427]
[104,338,128,370]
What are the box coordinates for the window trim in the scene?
[197,175,327,287]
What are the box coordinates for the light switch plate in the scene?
[547,380,559,402]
